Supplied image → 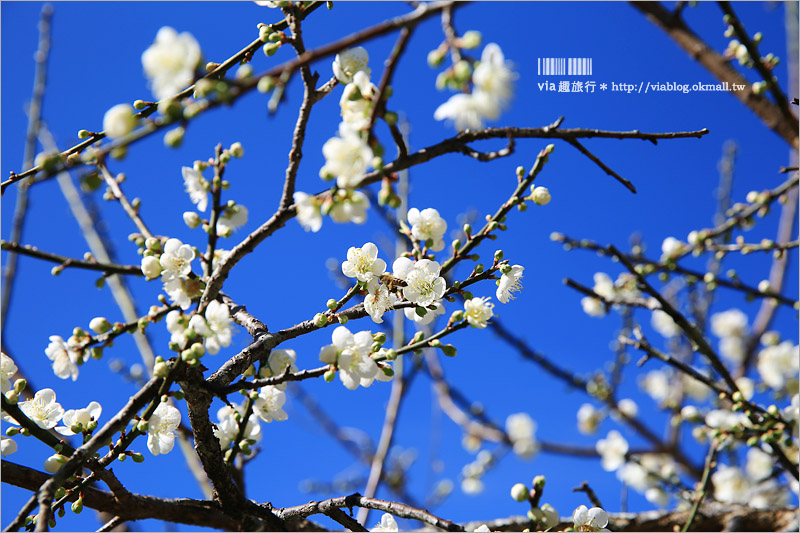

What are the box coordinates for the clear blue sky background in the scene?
[2,2,798,531]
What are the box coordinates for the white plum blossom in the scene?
[147,402,181,456]
[473,525,491,533]
[166,310,192,349]
[651,309,680,338]
[293,191,322,232]
[757,340,799,390]
[321,126,373,188]
[640,369,670,402]
[612,398,638,420]
[364,279,397,324]
[159,238,195,282]
[572,505,609,531]
[340,71,375,130]
[464,297,494,328]
[55,401,102,436]
[472,43,515,109]
[496,265,524,303]
[1,436,17,457]
[407,207,447,252]
[45,336,80,381]
[189,300,232,355]
[461,476,484,494]
[434,43,515,131]
[216,205,248,236]
[319,326,379,390]
[581,296,605,317]
[746,447,774,481]
[596,430,629,472]
[712,465,751,504]
[370,513,398,532]
[404,301,445,326]
[577,403,605,435]
[142,27,202,100]
[330,190,370,224]
[592,272,615,300]
[505,412,538,458]
[711,309,748,338]
[341,242,386,282]
[253,386,289,423]
[164,278,194,311]
[1,353,18,394]
[661,236,684,259]
[259,349,299,390]
[214,404,261,450]
[434,91,497,131]
[705,408,748,431]
[17,389,64,429]
[392,257,447,307]
[103,104,137,139]
[333,46,371,84]
[181,166,208,212]
[141,256,163,279]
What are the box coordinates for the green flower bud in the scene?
[131,453,145,463]
[136,420,149,433]
[229,142,244,158]
[263,42,281,56]
[324,368,336,382]
[71,497,83,514]
[326,298,338,310]
[460,30,482,50]
[441,344,457,357]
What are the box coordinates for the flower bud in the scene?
[131,453,145,463]
[136,420,149,433]
[44,454,68,474]
[758,280,771,293]
[326,299,338,310]
[153,361,169,378]
[164,127,185,148]
[229,142,244,158]
[13,379,27,394]
[427,49,445,68]
[460,30,482,49]
[441,344,457,357]
[89,317,111,334]
[314,313,328,327]
[337,314,349,324]
[257,76,276,94]
[71,497,83,515]
[510,482,529,502]
[78,129,92,139]
[532,186,551,205]
[373,332,387,344]
[532,475,546,490]
[324,368,336,382]
[263,42,280,56]
[183,211,201,229]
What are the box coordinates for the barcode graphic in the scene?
[538,57,593,76]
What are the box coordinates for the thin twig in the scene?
[0,241,142,276]
[2,4,53,338]
[681,441,718,532]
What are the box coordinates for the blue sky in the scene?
[2,2,797,531]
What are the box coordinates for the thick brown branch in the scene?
[632,1,798,148]
[0,241,142,276]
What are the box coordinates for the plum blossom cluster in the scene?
[142,27,202,101]
[164,301,233,364]
[141,237,200,310]
[433,39,517,131]
[319,326,393,390]
[711,445,794,508]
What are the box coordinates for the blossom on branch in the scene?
[392,257,446,307]
[214,403,261,450]
[293,191,323,232]
[497,265,524,304]
[464,296,494,328]
[142,27,202,101]
[55,401,102,436]
[45,335,80,381]
[189,300,232,355]
[407,207,447,252]
[333,46,371,84]
[319,326,379,390]
[321,126,373,189]
[16,389,64,430]
[1,353,18,393]
[147,402,181,456]
[181,166,209,212]
[341,242,386,283]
